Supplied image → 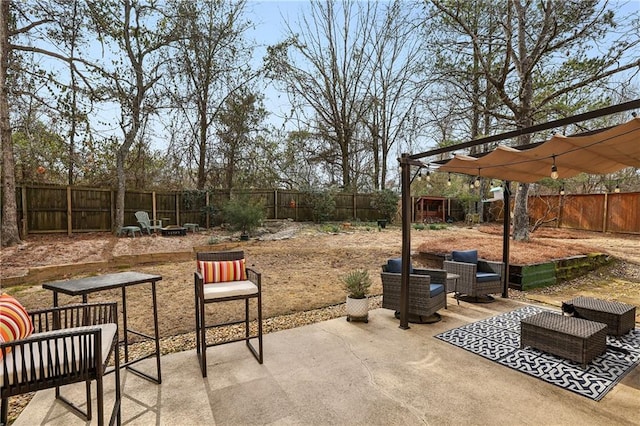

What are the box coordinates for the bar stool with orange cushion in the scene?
[194,251,263,378]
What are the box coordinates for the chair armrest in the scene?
[246,267,261,290]
[443,260,477,275]
[443,260,477,288]
[413,268,447,286]
[478,260,504,276]
[29,302,118,332]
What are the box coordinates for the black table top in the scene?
[42,271,162,295]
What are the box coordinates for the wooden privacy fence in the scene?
[9,185,639,235]
[488,192,640,234]
[12,186,395,235]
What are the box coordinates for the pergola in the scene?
[396,99,640,329]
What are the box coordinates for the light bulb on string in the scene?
[550,155,559,180]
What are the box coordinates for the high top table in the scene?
[43,271,163,384]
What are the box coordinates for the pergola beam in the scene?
[410,99,640,160]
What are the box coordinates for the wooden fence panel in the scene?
[27,186,67,233]
[71,187,111,231]
[124,191,153,226]
[156,192,176,225]
[333,193,354,221]
[179,191,209,226]
[606,192,640,233]
[275,190,299,220]
[559,194,605,231]
[355,193,377,222]
[528,195,561,227]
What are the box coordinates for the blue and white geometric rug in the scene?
[435,305,640,401]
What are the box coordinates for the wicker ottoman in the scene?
[520,312,607,368]
[564,296,636,336]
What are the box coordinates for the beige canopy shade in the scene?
[437,117,640,182]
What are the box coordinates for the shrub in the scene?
[303,190,336,223]
[371,189,399,223]
[222,195,266,235]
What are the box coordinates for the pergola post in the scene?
[399,154,411,329]
[502,181,511,298]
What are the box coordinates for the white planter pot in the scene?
[346,296,369,322]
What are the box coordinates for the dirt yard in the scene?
[2,221,640,340]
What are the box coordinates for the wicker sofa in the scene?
[443,250,504,302]
[380,258,446,323]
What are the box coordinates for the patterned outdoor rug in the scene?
[435,305,640,401]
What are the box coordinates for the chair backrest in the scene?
[135,211,151,226]
[451,250,478,264]
[196,250,245,262]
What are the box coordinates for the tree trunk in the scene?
[114,148,127,233]
[512,184,529,241]
[1,0,22,247]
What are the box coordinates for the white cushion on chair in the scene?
[202,280,258,299]
[0,324,117,386]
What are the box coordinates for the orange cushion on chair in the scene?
[198,259,247,283]
[0,293,35,359]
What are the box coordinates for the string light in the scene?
[447,173,452,186]
[550,155,559,180]
[560,186,565,196]
[614,183,620,193]
[426,169,431,181]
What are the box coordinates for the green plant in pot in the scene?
[222,195,266,240]
[343,269,372,323]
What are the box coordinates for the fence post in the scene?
[558,194,563,228]
[602,193,608,233]
[110,190,115,232]
[66,186,72,235]
[352,193,356,220]
[176,192,180,226]
[274,189,278,220]
[21,186,28,237]
[206,191,210,229]
[152,191,157,222]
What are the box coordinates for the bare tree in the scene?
[165,0,255,190]
[86,0,177,231]
[2,0,81,246]
[0,0,20,246]
[265,0,376,191]
[366,0,431,189]
[429,0,640,240]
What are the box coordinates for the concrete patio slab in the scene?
[13,297,640,425]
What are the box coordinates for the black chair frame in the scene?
[1,302,121,426]
[195,251,263,378]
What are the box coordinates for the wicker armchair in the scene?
[443,250,504,302]
[1,302,121,426]
[380,260,446,323]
